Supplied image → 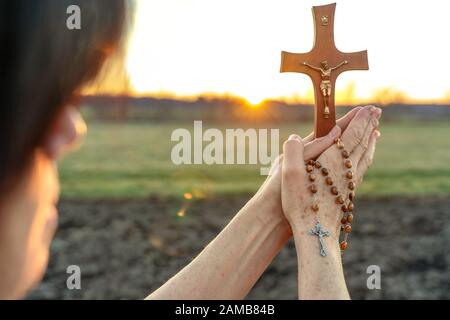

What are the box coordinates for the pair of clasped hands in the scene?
[262,105,381,298]
[149,105,382,300]
[272,105,381,236]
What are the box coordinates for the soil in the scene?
[28,196,450,300]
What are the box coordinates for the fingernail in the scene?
[374,107,382,116]
[329,126,340,139]
[288,134,301,141]
[370,106,382,118]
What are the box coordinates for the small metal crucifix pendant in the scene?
[309,222,330,257]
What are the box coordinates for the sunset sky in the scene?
[125,0,450,104]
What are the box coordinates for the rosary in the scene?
[305,137,355,257]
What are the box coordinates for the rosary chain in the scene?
[305,137,357,256]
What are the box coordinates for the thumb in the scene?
[283,134,305,178]
[303,125,341,160]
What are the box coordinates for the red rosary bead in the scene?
[349,191,355,201]
[344,224,352,233]
[347,202,354,212]
[331,186,338,195]
[336,195,345,204]
[344,159,353,168]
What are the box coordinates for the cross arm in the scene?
[336,50,369,74]
[279,3,369,139]
[280,51,315,75]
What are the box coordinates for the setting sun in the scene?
[125,0,450,104]
[244,94,266,106]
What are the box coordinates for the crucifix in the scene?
[280,3,369,138]
[309,222,330,257]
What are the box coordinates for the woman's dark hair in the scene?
[0,0,129,193]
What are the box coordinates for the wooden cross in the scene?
[280,3,369,138]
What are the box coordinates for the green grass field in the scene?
[58,120,450,199]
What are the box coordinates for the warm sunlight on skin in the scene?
[125,0,450,104]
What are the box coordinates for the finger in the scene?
[303,125,341,160]
[282,134,306,181]
[349,107,382,166]
[303,131,315,144]
[336,106,363,132]
[267,154,283,177]
[355,130,380,185]
[350,116,379,167]
[303,106,362,144]
[341,105,382,155]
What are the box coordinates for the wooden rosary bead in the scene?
[346,213,354,223]
[301,137,358,253]
[344,159,353,168]
[347,202,354,212]
[331,186,338,195]
[346,171,353,179]
[349,191,356,201]
[310,184,318,194]
[348,181,356,190]
[344,224,352,234]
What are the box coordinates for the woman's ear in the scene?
[42,106,87,160]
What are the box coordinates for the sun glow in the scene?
[244,93,266,106]
[124,0,450,104]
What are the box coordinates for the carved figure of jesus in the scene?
[303,60,348,117]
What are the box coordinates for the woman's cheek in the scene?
[27,153,60,284]
[0,151,60,298]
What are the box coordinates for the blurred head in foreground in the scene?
[0,0,129,298]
